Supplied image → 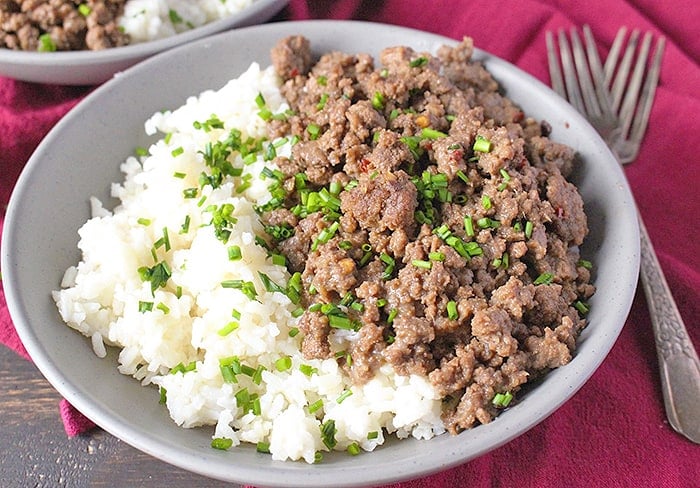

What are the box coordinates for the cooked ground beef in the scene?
[0,0,128,51]
[262,36,595,434]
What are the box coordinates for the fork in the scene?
[546,25,700,444]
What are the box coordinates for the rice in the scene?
[53,62,445,463]
[119,0,257,44]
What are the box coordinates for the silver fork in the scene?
[546,25,700,444]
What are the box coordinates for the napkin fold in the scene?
[1,0,699,485]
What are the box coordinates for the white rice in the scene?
[119,0,257,44]
[53,63,445,463]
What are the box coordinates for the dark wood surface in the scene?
[0,345,241,488]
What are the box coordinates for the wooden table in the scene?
[0,345,242,487]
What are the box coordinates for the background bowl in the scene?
[0,0,288,85]
[1,20,639,487]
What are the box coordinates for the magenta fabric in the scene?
[1,0,698,485]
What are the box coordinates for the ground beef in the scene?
[0,0,128,51]
[261,36,596,434]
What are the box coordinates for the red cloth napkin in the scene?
[1,0,698,485]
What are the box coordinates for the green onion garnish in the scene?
[446,300,458,320]
[533,273,554,285]
[464,215,475,237]
[228,245,242,261]
[409,56,428,68]
[308,399,323,413]
[371,91,385,110]
[473,135,492,153]
[275,356,292,372]
[492,391,513,407]
[217,321,239,336]
[320,420,337,449]
[336,389,353,404]
[211,437,233,450]
[256,442,271,454]
[412,259,432,269]
[347,442,361,456]
[37,33,56,52]
[524,221,533,239]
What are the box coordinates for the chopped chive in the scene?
[173,171,186,179]
[420,127,447,139]
[37,33,56,52]
[574,300,590,315]
[217,321,239,336]
[533,273,554,285]
[347,442,361,456]
[464,215,474,236]
[256,442,270,454]
[525,221,533,239]
[316,93,329,110]
[481,194,492,210]
[578,259,593,269]
[171,146,184,157]
[306,124,321,140]
[320,420,337,449]
[411,259,432,269]
[336,389,353,404]
[429,251,445,261]
[211,437,233,450]
[299,364,317,376]
[275,356,292,372]
[159,386,167,404]
[446,300,458,320]
[138,301,153,313]
[367,431,379,440]
[137,217,151,226]
[228,245,242,261]
[78,4,91,16]
[221,279,258,301]
[473,135,492,153]
[156,302,170,314]
[387,309,398,325]
[456,170,469,184]
[376,298,387,308]
[231,309,241,320]
[492,391,513,407]
[180,215,191,234]
[371,91,385,110]
[409,56,428,68]
[183,187,198,199]
[308,399,323,413]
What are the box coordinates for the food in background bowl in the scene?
[53,34,595,463]
[0,0,258,51]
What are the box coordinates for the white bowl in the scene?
[1,20,639,487]
[0,0,288,85]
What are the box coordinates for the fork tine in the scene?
[570,28,601,118]
[557,29,587,115]
[546,31,567,99]
[583,25,614,119]
[619,31,653,139]
[628,35,666,155]
[609,29,641,113]
[603,26,628,85]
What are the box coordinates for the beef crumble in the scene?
[261,35,595,434]
[0,0,129,51]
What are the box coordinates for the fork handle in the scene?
[638,216,700,443]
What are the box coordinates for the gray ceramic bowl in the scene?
[2,20,640,487]
[0,0,287,85]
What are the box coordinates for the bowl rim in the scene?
[1,19,640,487]
[0,0,288,66]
